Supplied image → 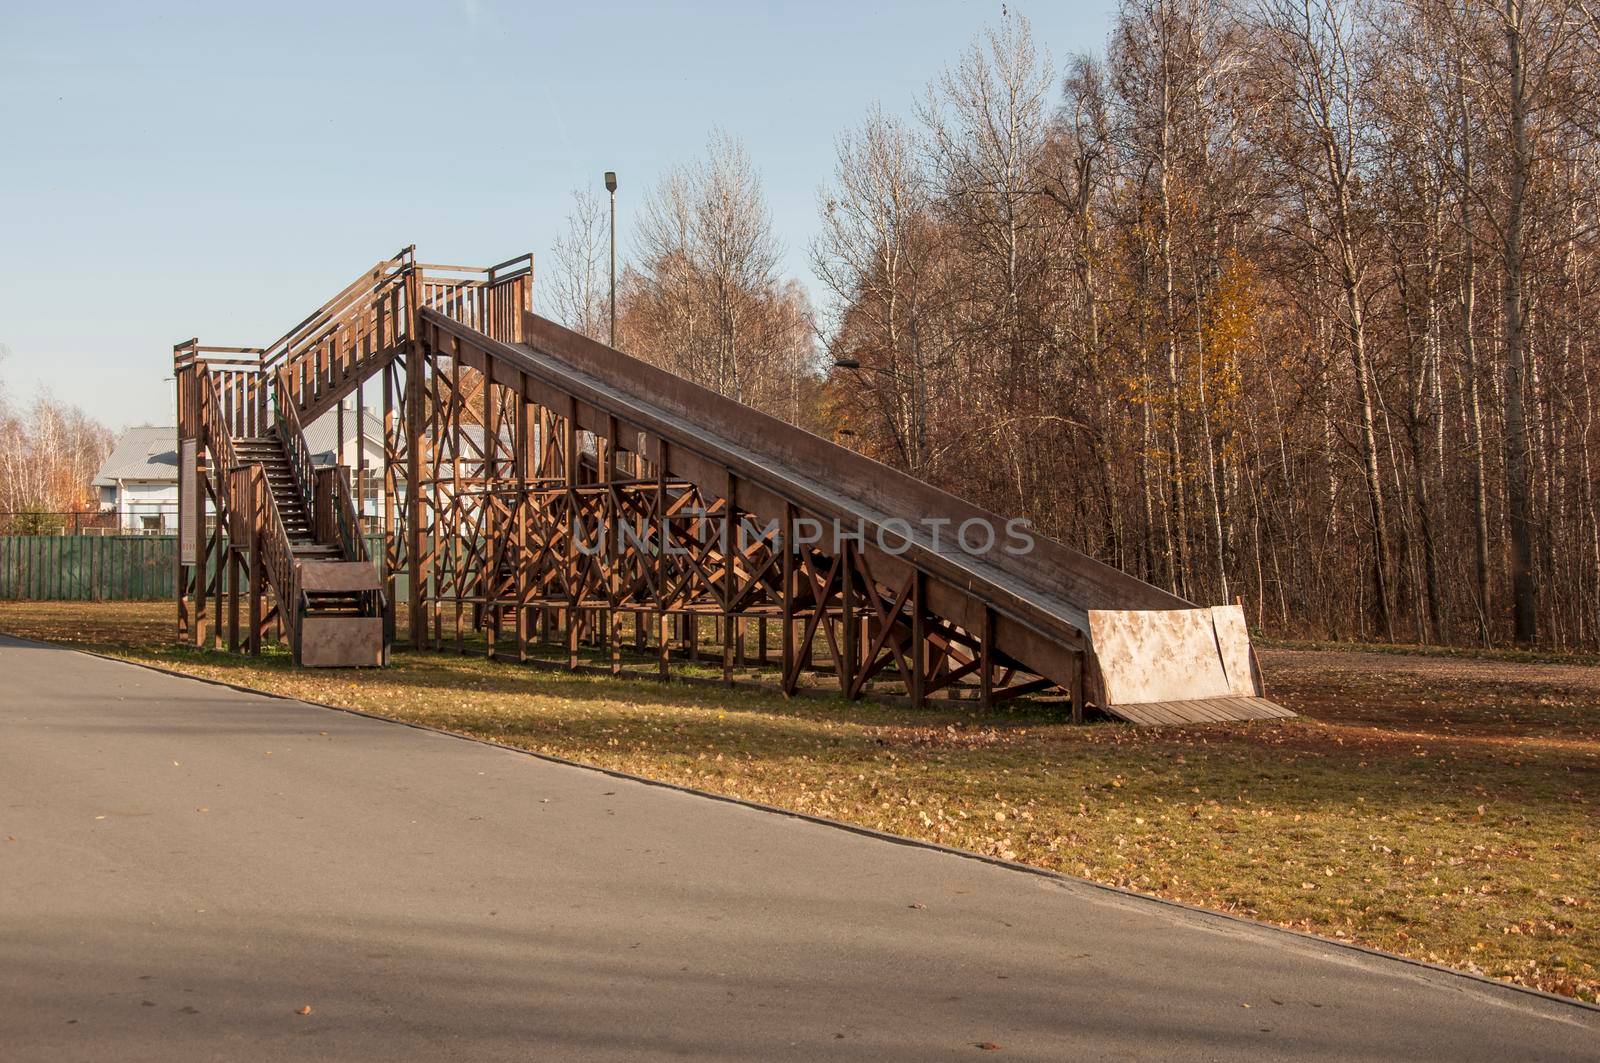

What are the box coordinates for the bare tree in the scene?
[626,130,817,420]
[1256,0,1397,639]
[814,105,945,475]
[544,187,611,341]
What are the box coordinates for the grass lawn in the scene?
[2,600,1596,1003]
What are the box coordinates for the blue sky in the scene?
[0,0,1114,428]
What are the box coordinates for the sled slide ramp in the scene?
[422,308,1291,726]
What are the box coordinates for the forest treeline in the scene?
[546,0,1600,650]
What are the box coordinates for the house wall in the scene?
[327,437,388,519]
[117,481,181,533]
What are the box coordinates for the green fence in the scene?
[0,535,178,600]
[0,533,396,601]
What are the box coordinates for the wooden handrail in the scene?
[273,366,319,519]
[258,253,411,373]
[314,465,366,562]
[255,465,302,650]
[202,366,301,649]
[174,249,534,382]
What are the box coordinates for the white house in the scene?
[93,426,181,533]
[94,404,388,533]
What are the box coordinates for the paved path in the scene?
[1,636,1596,1062]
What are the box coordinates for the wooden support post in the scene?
[910,569,926,709]
[781,503,795,694]
[980,607,995,710]
[564,394,579,670]
[515,375,531,663]
[247,469,262,656]
[209,484,223,650]
[382,360,397,651]
[483,368,499,661]
[175,369,191,643]
[657,438,670,680]
[1070,649,1086,725]
[721,468,735,685]
[356,351,366,539]
[606,415,622,676]
[451,355,464,656]
[192,445,209,650]
[226,545,240,653]
[840,542,856,697]
[405,330,425,650]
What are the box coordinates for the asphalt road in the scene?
[1,635,1596,1062]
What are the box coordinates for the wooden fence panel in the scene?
[0,534,398,602]
[0,536,178,601]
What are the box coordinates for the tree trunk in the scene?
[1502,0,1537,644]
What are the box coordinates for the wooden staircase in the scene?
[178,351,390,667]
[231,433,384,664]
[234,437,332,559]
[173,249,523,669]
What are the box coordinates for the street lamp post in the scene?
[605,171,618,348]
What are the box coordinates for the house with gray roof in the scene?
[92,426,181,532]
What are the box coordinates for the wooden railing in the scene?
[274,367,319,523]
[177,250,534,439]
[196,377,300,651]
[261,248,414,377]
[217,248,413,429]
[194,364,243,485]
[314,465,366,563]
[417,253,533,344]
[256,468,301,648]
[176,345,269,439]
